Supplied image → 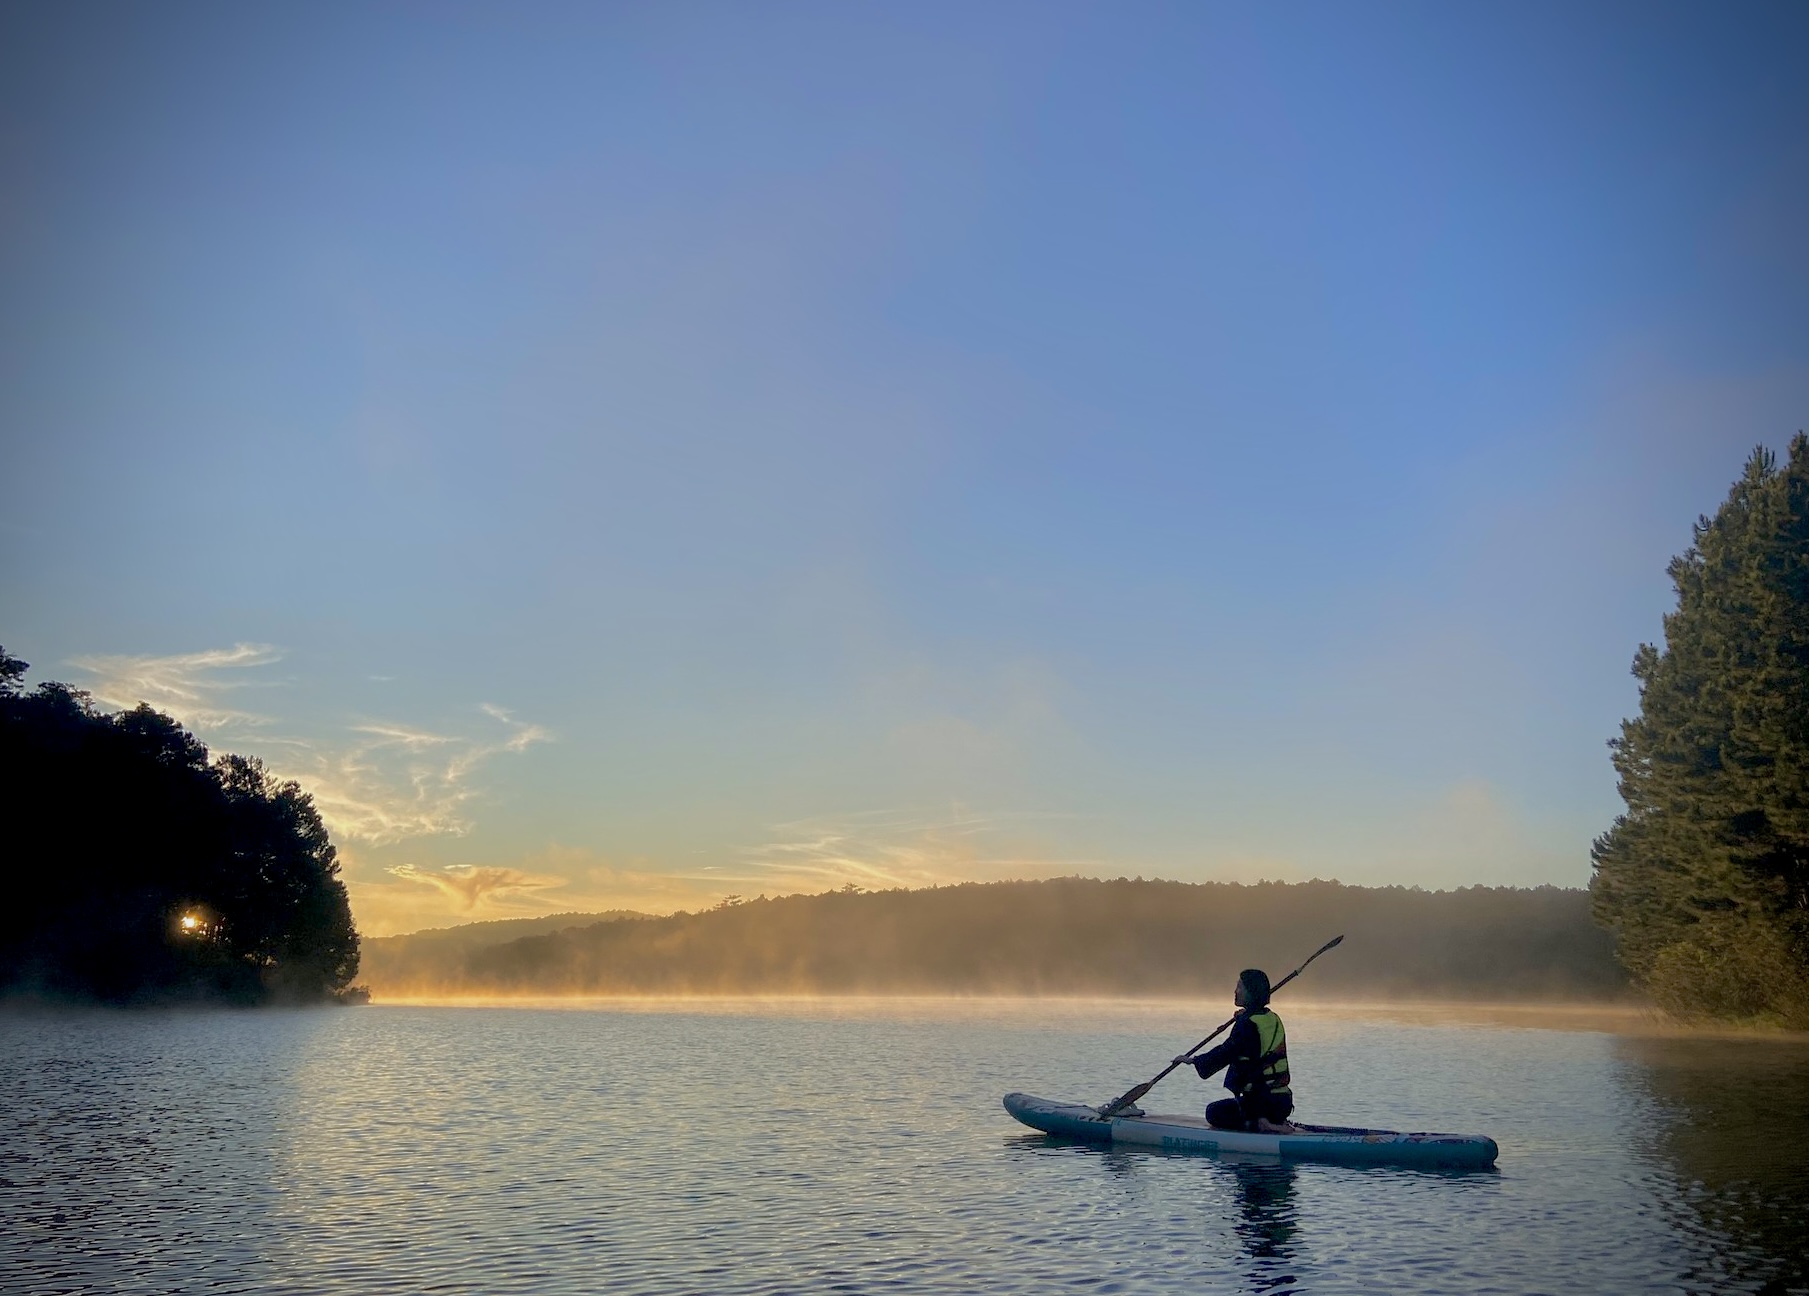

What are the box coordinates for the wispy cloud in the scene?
[69,643,549,847]
[72,643,284,728]
[287,707,551,844]
[347,821,1092,935]
[348,846,711,933]
[385,863,565,909]
[721,808,1091,894]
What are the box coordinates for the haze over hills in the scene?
[360,911,649,990]
[362,878,1627,1001]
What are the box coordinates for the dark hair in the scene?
[1237,968,1271,1007]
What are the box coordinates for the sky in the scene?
[3,2,1807,935]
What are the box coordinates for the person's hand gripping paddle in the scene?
[1095,935,1344,1118]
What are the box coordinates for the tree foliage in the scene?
[1592,438,1809,1026]
[0,647,361,1005]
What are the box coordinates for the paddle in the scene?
[1095,934,1344,1118]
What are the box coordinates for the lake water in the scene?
[2,999,1805,1295]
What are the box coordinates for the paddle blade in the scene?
[1098,1081,1154,1117]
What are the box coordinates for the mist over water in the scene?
[3,1001,1804,1295]
[357,882,1627,1004]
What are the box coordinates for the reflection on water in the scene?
[1229,1161,1300,1291]
[1002,1139,1306,1294]
[0,1002,1804,1295]
[1616,1035,1809,1295]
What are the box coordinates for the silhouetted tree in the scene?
[0,647,361,1005]
[0,649,24,696]
[1592,439,1809,1026]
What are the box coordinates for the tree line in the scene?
[1593,438,1809,1028]
[0,648,362,1005]
[363,877,1625,999]
[359,909,649,989]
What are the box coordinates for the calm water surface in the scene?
[2,1000,1806,1295]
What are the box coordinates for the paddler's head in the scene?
[1234,968,1271,1010]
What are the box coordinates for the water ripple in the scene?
[2,1003,1804,1294]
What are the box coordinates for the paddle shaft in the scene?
[1097,934,1344,1116]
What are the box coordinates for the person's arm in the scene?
[1187,1016,1253,1080]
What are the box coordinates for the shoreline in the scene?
[356,991,1809,1040]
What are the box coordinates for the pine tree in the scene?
[1592,436,1809,1025]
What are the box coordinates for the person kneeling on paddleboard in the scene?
[1174,969,1296,1133]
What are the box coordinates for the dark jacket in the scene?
[1190,1008,1291,1096]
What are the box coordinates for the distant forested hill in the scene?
[365,878,1627,1000]
[361,911,648,989]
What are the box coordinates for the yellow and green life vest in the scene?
[1236,1009,1290,1097]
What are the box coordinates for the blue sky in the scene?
[4,2,1807,932]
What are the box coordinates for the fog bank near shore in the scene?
[363,878,1626,1001]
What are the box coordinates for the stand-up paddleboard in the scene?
[1004,1093,1498,1169]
